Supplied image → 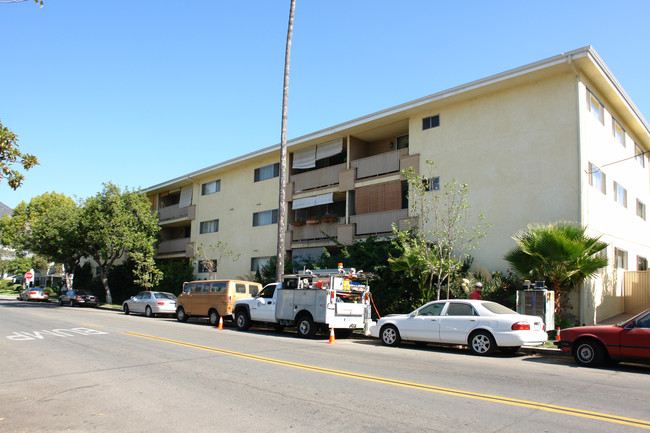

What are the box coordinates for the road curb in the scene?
[521,344,568,358]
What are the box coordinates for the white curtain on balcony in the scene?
[292,192,334,209]
[179,185,193,208]
[292,138,343,169]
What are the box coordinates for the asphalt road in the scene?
[1,295,649,433]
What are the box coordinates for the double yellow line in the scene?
[124,331,650,429]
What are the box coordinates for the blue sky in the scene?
[2,0,649,209]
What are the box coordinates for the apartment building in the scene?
[146,46,650,325]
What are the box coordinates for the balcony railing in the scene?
[158,204,195,222]
[350,149,408,179]
[290,217,343,241]
[350,209,408,235]
[291,163,346,193]
[156,238,191,255]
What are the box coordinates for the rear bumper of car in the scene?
[152,305,176,314]
[553,341,572,351]
[494,330,548,347]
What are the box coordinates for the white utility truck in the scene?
[234,265,374,338]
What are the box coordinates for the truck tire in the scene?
[176,307,189,322]
[296,315,317,338]
[208,309,220,326]
[235,310,251,331]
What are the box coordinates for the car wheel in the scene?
[573,338,606,367]
[208,309,220,326]
[296,315,317,338]
[235,310,251,331]
[145,306,154,318]
[469,331,496,355]
[500,346,521,355]
[123,304,130,315]
[380,325,401,347]
[176,307,189,322]
[69,300,75,307]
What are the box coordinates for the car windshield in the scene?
[480,301,517,315]
[154,292,177,300]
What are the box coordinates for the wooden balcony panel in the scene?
[351,149,408,179]
[158,204,196,222]
[290,217,342,241]
[156,238,191,254]
[350,209,408,235]
[291,163,346,193]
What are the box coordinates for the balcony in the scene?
[157,204,196,223]
[291,163,346,193]
[350,209,409,235]
[290,217,344,242]
[350,148,409,179]
[156,238,192,256]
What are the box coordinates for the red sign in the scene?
[24,272,33,279]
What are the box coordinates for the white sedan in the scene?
[370,299,547,355]
[122,291,177,317]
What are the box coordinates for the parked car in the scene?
[370,299,547,355]
[18,287,50,302]
[123,291,177,317]
[555,308,650,367]
[58,290,98,307]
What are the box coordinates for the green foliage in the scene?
[79,182,161,304]
[0,119,39,190]
[156,259,194,296]
[504,222,608,316]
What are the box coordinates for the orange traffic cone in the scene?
[328,328,336,344]
[218,316,223,330]
[555,327,561,341]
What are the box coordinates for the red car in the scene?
[555,308,650,367]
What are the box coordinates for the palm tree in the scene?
[504,222,608,317]
[276,0,296,283]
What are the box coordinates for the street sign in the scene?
[24,272,33,279]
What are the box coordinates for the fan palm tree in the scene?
[504,222,608,317]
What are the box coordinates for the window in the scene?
[253,209,278,227]
[254,163,280,182]
[588,91,604,124]
[198,260,217,273]
[613,182,627,207]
[396,134,409,149]
[612,119,625,146]
[251,256,271,272]
[417,303,444,316]
[235,283,246,294]
[422,176,440,191]
[422,114,440,130]
[445,303,477,316]
[201,180,221,195]
[615,248,628,269]
[637,256,648,271]
[588,163,606,194]
[211,282,227,292]
[637,199,646,220]
[635,143,645,167]
[199,219,219,234]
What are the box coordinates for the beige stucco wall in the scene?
[409,71,580,272]
[192,154,280,280]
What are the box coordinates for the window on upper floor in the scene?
[588,91,604,124]
[635,143,645,168]
[638,256,648,271]
[612,119,625,147]
[614,182,627,208]
[422,115,440,131]
[199,219,219,234]
[254,163,280,182]
[637,199,646,220]
[615,248,628,269]
[253,209,278,227]
[201,180,221,195]
[396,134,409,149]
[588,163,606,194]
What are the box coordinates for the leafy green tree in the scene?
[0,119,38,190]
[79,183,160,304]
[194,241,240,279]
[504,222,608,316]
[393,161,489,301]
[156,259,194,296]
[0,193,82,289]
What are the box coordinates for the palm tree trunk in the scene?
[276,0,296,283]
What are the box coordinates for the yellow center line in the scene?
[82,323,104,328]
[123,331,650,429]
[31,313,46,317]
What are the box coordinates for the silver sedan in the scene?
[122,291,177,317]
[18,287,50,302]
[370,299,548,355]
